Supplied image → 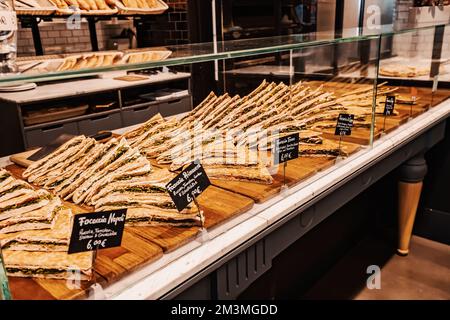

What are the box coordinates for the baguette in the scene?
[84,55,98,68]
[64,0,79,8]
[54,0,69,9]
[146,0,157,7]
[122,0,138,7]
[136,0,149,8]
[95,0,110,10]
[76,0,91,10]
[85,0,98,9]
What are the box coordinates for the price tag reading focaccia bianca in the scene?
[68,210,127,254]
[166,161,211,212]
[383,96,396,116]
[335,113,354,136]
[273,133,299,165]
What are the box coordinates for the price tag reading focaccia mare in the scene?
[166,161,211,212]
[68,210,127,254]
[335,113,354,136]
[383,95,396,116]
[273,133,299,165]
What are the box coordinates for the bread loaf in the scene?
[95,0,110,10]
[85,0,98,10]
[76,0,91,10]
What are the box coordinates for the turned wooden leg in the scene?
[397,154,427,256]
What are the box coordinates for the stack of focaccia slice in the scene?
[2,250,93,280]
[379,64,429,78]
[1,210,93,280]
[0,169,61,234]
[0,209,72,251]
[121,113,275,185]
[21,136,202,227]
[155,129,274,184]
[22,135,152,205]
[120,79,400,179]
[0,169,93,280]
[335,82,400,116]
[170,142,274,184]
[90,168,201,226]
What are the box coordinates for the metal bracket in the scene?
[430,24,445,79]
[19,16,44,56]
[87,17,100,52]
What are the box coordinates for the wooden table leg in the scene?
[397,153,427,256]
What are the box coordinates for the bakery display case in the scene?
[0,22,450,300]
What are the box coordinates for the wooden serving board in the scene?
[211,177,284,204]
[66,202,164,283]
[210,156,334,203]
[128,186,255,251]
[398,87,450,108]
[199,186,255,230]
[128,225,199,253]
[9,272,105,300]
[210,141,362,203]
[9,149,39,168]
[319,127,381,145]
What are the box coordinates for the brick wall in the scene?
[392,0,416,58]
[137,0,189,47]
[392,0,450,60]
[17,20,134,56]
[166,0,189,45]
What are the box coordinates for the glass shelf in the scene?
[0,23,447,84]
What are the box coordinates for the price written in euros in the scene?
[280,152,294,162]
[87,239,107,250]
[186,186,202,203]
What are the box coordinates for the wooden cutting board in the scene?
[399,87,450,108]
[128,226,199,253]
[9,149,39,168]
[66,202,164,283]
[318,127,381,145]
[128,186,255,252]
[199,186,255,230]
[211,156,336,203]
[9,272,106,300]
[211,139,360,203]
[210,157,339,203]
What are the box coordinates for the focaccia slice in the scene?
[3,250,92,280]
[0,208,72,251]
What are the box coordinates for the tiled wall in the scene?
[165,0,189,45]
[137,0,189,47]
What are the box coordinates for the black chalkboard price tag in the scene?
[383,95,396,116]
[68,209,127,254]
[166,161,211,212]
[273,133,299,165]
[335,113,354,136]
